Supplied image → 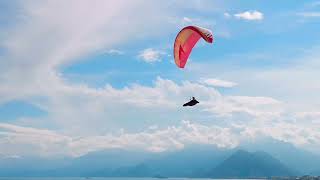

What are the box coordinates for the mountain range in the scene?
[209,150,294,178]
[1,139,320,178]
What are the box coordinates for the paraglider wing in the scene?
[174,26,213,68]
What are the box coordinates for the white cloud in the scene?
[234,10,264,21]
[19,76,288,138]
[2,108,320,157]
[203,95,283,119]
[201,78,237,88]
[0,74,298,157]
[0,121,238,157]
[138,48,165,63]
[294,111,320,122]
[239,120,320,151]
[0,123,72,157]
[0,73,319,156]
[72,120,238,155]
[0,0,175,103]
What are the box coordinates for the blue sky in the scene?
[1,0,320,157]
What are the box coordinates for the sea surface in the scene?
[0,178,264,180]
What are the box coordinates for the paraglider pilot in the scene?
[183,97,199,107]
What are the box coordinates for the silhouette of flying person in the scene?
[183,97,199,107]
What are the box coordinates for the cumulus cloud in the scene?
[0,123,72,157]
[0,74,298,157]
[37,77,282,126]
[2,110,320,157]
[203,95,283,119]
[201,78,237,88]
[234,10,264,21]
[294,111,320,123]
[0,74,319,156]
[239,120,320,151]
[0,121,238,157]
[138,48,165,63]
[72,120,238,155]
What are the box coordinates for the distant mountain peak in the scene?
[210,150,295,178]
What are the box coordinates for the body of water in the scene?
[0,178,263,180]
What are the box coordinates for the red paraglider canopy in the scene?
[174,26,214,68]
